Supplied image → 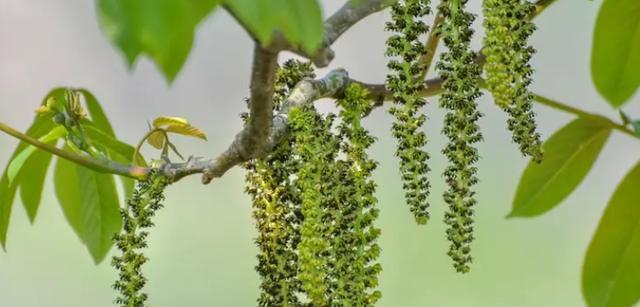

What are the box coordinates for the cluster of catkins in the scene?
[386,0,542,273]
[112,170,168,307]
[245,60,381,306]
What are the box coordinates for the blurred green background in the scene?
[1,1,639,306]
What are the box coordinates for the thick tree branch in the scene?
[240,45,279,159]
[168,69,351,183]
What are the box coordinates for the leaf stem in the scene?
[531,94,637,138]
[0,121,147,179]
[133,128,165,165]
[533,0,558,19]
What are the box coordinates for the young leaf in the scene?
[582,161,640,307]
[152,116,189,128]
[79,89,116,137]
[591,0,640,107]
[147,130,167,149]
[509,117,612,217]
[165,125,207,140]
[83,124,138,197]
[0,115,56,248]
[0,175,18,250]
[18,148,54,223]
[11,126,65,222]
[224,0,324,53]
[97,0,221,82]
[7,126,66,184]
[152,116,207,140]
[54,155,123,264]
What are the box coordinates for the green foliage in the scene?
[1,88,137,260]
[225,0,324,54]
[98,0,323,82]
[482,0,543,162]
[510,117,611,217]
[17,141,55,223]
[112,170,169,307]
[385,0,432,225]
[591,0,640,107]
[582,161,640,307]
[97,0,220,82]
[7,126,66,184]
[0,113,56,248]
[436,0,483,273]
[54,152,123,263]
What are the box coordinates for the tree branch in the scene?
[170,69,351,183]
[532,94,637,138]
[419,12,444,79]
[271,0,391,67]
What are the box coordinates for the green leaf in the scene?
[630,120,640,138]
[0,175,18,250]
[591,0,640,107]
[83,124,137,197]
[583,161,640,307]
[509,117,612,217]
[79,89,115,137]
[0,115,56,248]
[12,125,65,223]
[18,149,54,223]
[97,0,220,82]
[53,156,122,264]
[223,0,324,53]
[78,90,138,197]
[7,126,66,184]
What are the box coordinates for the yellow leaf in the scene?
[147,130,166,149]
[153,116,189,129]
[35,105,50,114]
[151,116,207,141]
[165,125,207,141]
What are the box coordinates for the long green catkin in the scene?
[330,83,382,306]
[385,0,433,225]
[436,0,483,273]
[483,0,543,162]
[244,60,314,306]
[289,105,339,306]
[112,170,168,307]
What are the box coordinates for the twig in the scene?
[0,122,146,179]
[532,94,637,138]
[419,13,445,79]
